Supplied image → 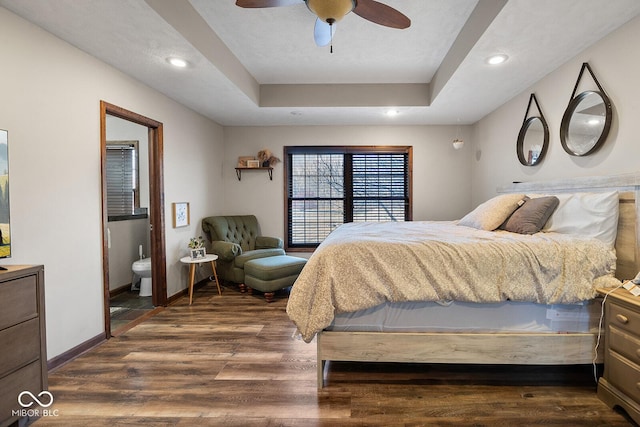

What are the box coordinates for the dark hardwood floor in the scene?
[34,282,634,426]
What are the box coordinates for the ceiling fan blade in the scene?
[235,0,301,8]
[353,0,411,29]
[314,18,336,47]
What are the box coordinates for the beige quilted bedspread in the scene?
[286,221,620,343]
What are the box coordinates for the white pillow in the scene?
[458,193,526,231]
[540,191,619,248]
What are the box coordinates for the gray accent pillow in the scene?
[501,196,559,234]
[458,193,526,231]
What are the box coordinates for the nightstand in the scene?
[597,287,640,425]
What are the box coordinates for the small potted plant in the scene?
[188,236,205,259]
[257,148,281,168]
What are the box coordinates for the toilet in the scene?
[132,258,152,297]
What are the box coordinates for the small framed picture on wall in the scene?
[172,202,190,228]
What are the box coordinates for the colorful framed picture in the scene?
[172,202,190,228]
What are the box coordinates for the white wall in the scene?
[0,8,224,359]
[471,14,640,204]
[222,125,474,247]
[107,218,149,291]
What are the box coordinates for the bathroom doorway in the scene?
[100,101,167,338]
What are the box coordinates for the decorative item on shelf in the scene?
[172,202,190,228]
[560,62,613,157]
[188,236,206,259]
[517,93,549,166]
[237,156,255,167]
[246,159,260,168]
[257,148,281,167]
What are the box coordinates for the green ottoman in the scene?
[243,255,307,302]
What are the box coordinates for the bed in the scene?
[286,173,640,388]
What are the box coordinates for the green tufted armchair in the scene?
[201,215,285,285]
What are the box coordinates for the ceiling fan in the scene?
[235,0,411,49]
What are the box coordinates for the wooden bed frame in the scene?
[316,173,640,388]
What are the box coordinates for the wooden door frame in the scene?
[100,101,167,338]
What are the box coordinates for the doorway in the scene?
[100,101,167,338]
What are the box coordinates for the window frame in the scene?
[283,145,413,251]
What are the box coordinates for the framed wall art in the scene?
[172,202,190,228]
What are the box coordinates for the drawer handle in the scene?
[616,314,629,324]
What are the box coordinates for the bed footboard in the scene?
[316,331,602,389]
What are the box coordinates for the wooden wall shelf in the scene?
[235,167,273,181]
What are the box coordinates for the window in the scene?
[285,146,412,250]
[106,141,140,218]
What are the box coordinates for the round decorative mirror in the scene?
[517,93,548,166]
[517,116,548,166]
[560,90,612,156]
[560,63,613,157]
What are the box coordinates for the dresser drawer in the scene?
[608,301,640,338]
[0,318,41,379]
[609,325,640,366]
[0,360,43,425]
[607,350,640,402]
[0,276,38,330]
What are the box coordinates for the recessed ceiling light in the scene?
[486,54,508,65]
[167,57,189,68]
[386,109,400,117]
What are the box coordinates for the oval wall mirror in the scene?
[517,117,548,166]
[560,90,612,156]
[560,63,613,156]
[517,93,549,166]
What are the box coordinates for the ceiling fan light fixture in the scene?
[305,0,355,24]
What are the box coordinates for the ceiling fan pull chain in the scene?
[330,22,334,53]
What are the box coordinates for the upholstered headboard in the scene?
[498,173,640,281]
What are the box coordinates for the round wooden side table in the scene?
[180,254,221,305]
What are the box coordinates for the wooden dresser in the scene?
[597,287,640,425]
[0,265,47,427]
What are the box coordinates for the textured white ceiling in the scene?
[1,0,639,126]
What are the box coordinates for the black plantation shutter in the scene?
[289,153,345,247]
[106,145,135,216]
[351,153,408,222]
